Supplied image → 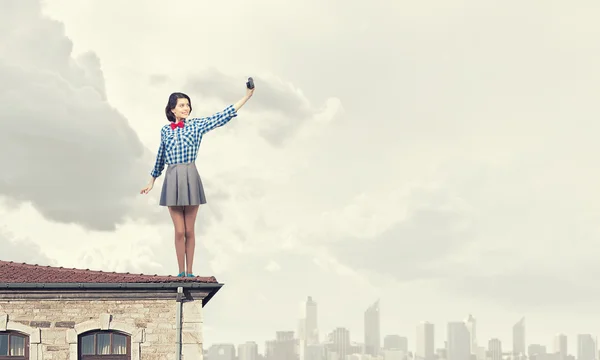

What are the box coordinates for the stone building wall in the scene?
[0,296,204,360]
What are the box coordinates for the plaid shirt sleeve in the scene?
[190,104,238,135]
[150,128,167,178]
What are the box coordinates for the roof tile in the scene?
[0,260,217,284]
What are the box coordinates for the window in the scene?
[78,331,130,360]
[0,331,29,360]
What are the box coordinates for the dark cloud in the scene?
[181,67,326,146]
[329,188,476,282]
[184,67,312,117]
[444,268,600,311]
[0,0,154,231]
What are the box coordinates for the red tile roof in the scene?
[0,260,218,284]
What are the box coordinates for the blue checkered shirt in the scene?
[150,104,238,178]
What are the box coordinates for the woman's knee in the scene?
[184,228,195,239]
[174,228,185,240]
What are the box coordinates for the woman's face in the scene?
[171,98,190,120]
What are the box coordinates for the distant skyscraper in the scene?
[436,348,447,360]
[555,333,568,360]
[488,338,502,360]
[513,317,526,355]
[447,322,470,360]
[305,344,325,360]
[384,335,408,352]
[306,296,319,345]
[238,342,258,360]
[298,319,306,342]
[416,322,435,360]
[364,300,381,356]
[464,314,477,355]
[208,344,236,360]
[474,346,487,360]
[274,331,296,360]
[327,327,351,360]
[383,349,405,360]
[528,344,547,360]
[577,334,597,360]
[265,340,276,360]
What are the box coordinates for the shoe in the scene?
[186,273,195,277]
[177,272,186,277]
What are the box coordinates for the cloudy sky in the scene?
[2,0,600,353]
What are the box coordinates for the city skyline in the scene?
[205,296,600,357]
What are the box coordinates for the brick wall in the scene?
[0,295,205,360]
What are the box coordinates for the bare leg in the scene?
[168,206,186,274]
[183,205,200,275]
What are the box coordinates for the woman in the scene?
[140,82,255,277]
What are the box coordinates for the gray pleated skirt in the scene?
[159,163,207,206]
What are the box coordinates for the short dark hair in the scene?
[165,92,192,122]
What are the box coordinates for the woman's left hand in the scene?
[234,81,255,111]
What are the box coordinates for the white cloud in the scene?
[0,225,54,266]
[0,0,156,231]
[0,201,167,273]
